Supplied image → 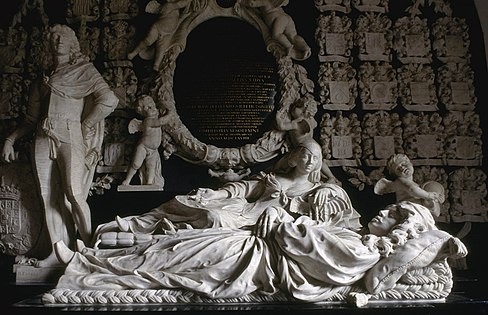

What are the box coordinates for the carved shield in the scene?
[0,163,42,256]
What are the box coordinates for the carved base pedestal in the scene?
[117,185,165,192]
[13,264,64,284]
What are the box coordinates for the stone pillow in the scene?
[364,229,452,294]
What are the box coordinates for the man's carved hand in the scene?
[1,139,17,163]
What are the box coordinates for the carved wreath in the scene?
[137,0,315,180]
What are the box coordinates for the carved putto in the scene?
[127,0,203,71]
[374,154,445,218]
[354,12,393,62]
[397,63,438,111]
[119,95,167,190]
[318,62,357,110]
[316,12,353,63]
[358,61,398,110]
[237,0,311,61]
[275,94,318,146]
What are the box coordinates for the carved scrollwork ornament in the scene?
[354,12,393,62]
[358,61,398,110]
[397,63,438,111]
[401,112,445,165]
[432,17,471,64]
[0,27,28,73]
[352,0,389,13]
[448,168,488,223]
[67,0,101,23]
[319,111,362,167]
[318,62,357,110]
[436,63,477,111]
[361,110,403,167]
[314,0,351,13]
[393,16,432,64]
[316,12,353,63]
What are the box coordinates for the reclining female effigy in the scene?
[43,140,467,307]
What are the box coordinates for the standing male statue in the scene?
[1,24,118,267]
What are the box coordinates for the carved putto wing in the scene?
[128,118,143,134]
[145,0,163,14]
[374,178,394,195]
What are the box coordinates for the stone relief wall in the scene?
[0,0,486,272]
[314,0,487,229]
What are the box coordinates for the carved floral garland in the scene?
[140,1,315,179]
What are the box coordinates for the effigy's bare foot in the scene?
[53,241,75,265]
[34,252,64,268]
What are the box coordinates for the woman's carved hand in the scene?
[188,188,228,204]
[254,207,280,239]
[310,187,341,221]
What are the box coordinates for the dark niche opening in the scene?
[174,17,278,148]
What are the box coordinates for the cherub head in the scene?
[135,95,159,118]
[386,153,414,180]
